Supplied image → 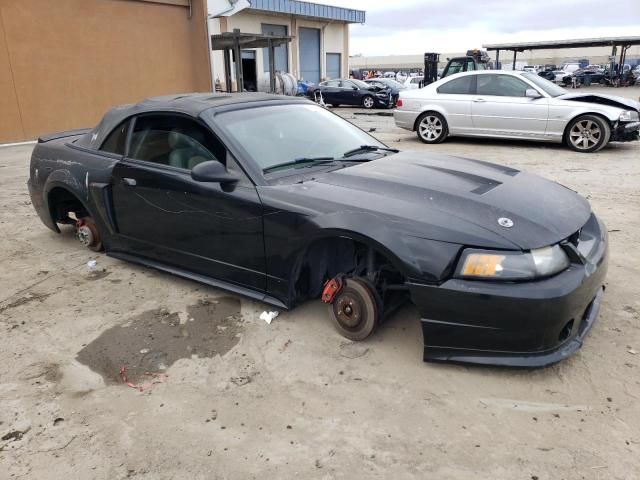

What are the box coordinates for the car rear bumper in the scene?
[407,214,608,368]
[394,109,420,130]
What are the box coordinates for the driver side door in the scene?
[470,74,549,138]
[338,80,360,105]
[109,113,266,290]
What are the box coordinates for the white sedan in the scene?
[551,70,568,83]
[394,70,640,153]
[404,76,423,89]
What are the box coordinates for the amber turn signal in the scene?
[461,254,505,277]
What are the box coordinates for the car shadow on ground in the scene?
[400,135,640,154]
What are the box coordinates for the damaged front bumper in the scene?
[407,215,608,368]
[611,121,640,142]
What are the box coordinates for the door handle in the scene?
[473,98,486,103]
[122,177,137,187]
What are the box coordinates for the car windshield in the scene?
[521,72,567,97]
[381,79,405,89]
[211,104,386,173]
[352,79,369,89]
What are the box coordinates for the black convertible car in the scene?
[28,93,608,367]
[306,79,392,109]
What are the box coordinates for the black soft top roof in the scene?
[77,92,309,150]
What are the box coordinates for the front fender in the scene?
[306,210,461,282]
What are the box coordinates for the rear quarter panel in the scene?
[29,137,119,232]
[397,86,472,133]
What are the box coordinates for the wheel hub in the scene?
[77,225,94,247]
[335,295,362,328]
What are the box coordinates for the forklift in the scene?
[423,49,492,87]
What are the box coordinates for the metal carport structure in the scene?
[483,36,640,74]
[211,29,292,93]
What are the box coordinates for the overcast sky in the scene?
[313,0,640,56]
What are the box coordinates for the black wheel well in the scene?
[47,187,88,225]
[291,236,406,305]
[563,112,612,141]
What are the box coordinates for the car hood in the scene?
[301,152,591,250]
[558,93,640,112]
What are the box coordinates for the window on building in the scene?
[326,53,341,79]
[262,24,289,73]
[128,115,226,170]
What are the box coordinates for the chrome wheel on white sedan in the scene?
[416,112,448,144]
[565,115,610,153]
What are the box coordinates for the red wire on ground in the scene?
[119,366,168,392]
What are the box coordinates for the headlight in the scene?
[619,110,640,122]
[455,245,570,281]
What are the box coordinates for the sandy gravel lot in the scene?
[1,86,639,479]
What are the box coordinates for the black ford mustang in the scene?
[28,93,608,367]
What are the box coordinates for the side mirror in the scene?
[525,88,542,99]
[191,160,238,185]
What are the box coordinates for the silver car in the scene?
[394,70,640,153]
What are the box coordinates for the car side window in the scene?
[437,75,474,95]
[100,119,130,155]
[128,115,226,170]
[339,80,355,89]
[477,75,529,97]
[325,80,340,87]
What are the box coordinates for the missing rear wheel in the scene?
[76,217,103,252]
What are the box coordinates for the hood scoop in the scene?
[413,163,502,195]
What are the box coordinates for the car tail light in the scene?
[396,99,403,107]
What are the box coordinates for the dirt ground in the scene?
[1,86,640,479]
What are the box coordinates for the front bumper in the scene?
[408,214,609,368]
[611,121,640,142]
[373,93,392,108]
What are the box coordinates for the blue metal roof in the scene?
[248,0,365,24]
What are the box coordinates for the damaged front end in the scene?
[410,214,608,368]
[561,93,640,143]
[611,120,640,142]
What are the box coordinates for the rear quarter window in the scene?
[437,75,474,94]
[100,120,129,155]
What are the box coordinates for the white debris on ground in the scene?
[259,311,279,324]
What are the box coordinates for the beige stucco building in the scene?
[208,0,365,92]
[0,0,212,144]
